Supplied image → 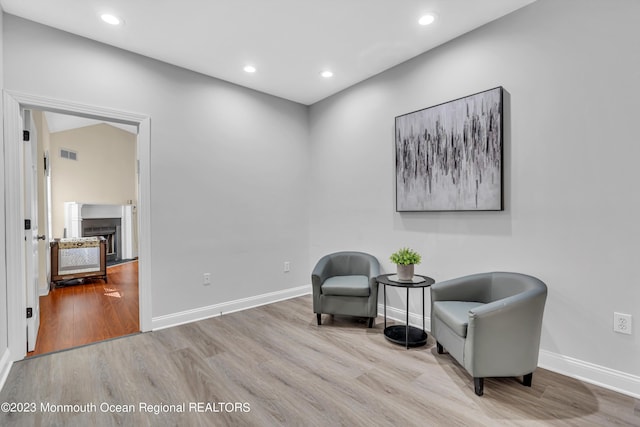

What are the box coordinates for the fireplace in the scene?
[64,202,137,264]
[81,218,121,263]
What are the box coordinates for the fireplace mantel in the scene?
[64,202,137,260]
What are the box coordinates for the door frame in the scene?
[3,90,152,361]
[23,110,40,352]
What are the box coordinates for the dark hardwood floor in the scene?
[27,261,139,357]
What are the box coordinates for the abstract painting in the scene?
[395,87,503,211]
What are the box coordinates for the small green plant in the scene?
[389,247,421,265]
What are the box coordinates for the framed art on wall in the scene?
[395,87,503,212]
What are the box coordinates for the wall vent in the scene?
[60,148,78,161]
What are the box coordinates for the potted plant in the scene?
[389,247,421,281]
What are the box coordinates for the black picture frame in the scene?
[395,87,503,212]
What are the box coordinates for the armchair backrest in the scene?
[487,272,547,303]
[444,272,546,303]
[318,252,380,277]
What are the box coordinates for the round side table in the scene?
[376,273,435,348]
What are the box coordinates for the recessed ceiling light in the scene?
[321,70,334,78]
[244,65,257,73]
[418,14,436,26]
[101,14,122,26]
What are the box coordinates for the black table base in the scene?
[377,273,435,349]
[384,325,427,347]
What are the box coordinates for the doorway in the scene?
[27,109,139,356]
[3,91,152,362]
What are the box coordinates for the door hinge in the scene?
[23,130,30,141]
[26,307,33,318]
[25,219,31,230]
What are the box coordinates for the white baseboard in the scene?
[39,283,50,297]
[152,284,312,331]
[0,348,13,393]
[379,303,431,331]
[538,349,640,399]
[382,304,640,399]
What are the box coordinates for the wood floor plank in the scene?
[2,295,638,426]
[27,261,140,357]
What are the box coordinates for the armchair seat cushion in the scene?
[432,301,486,338]
[321,275,370,297]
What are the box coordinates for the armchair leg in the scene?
[367,317,374,328]
[523,373,533,387]
[316,313,321,325]
[436,342,444,354]
[474,378,484,396]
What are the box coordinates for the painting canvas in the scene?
[395,87,503,211]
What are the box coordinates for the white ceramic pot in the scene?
[397,264,414,281]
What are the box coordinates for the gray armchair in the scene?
[312,251,380,328]
[430,272,547,396]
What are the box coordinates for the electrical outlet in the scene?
[203,273,211,286]
[283,261,290,273]
[613,312,632,335]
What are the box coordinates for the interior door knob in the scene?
[37,235,46,240]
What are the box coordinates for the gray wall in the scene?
[3,14,310,318]
[309,0,640,379]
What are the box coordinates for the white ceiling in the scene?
[44,111,137,135]
[1,0,536,105]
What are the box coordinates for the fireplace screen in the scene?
[82,218,121,263]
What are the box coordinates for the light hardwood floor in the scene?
[2,295,638,426]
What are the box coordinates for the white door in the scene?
[23,109,41,352]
